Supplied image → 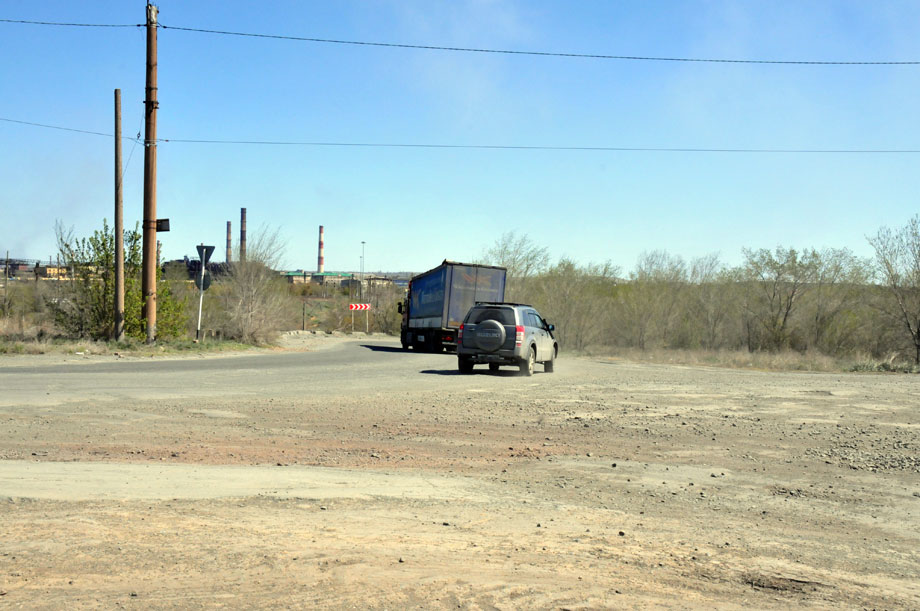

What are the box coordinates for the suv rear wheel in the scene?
[474,319,506,352]
[458,356,474,374]
[519,346,535,377]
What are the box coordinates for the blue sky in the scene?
[1,0,918,274]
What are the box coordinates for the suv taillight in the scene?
[515,325,524,347]
[458,323,464,344]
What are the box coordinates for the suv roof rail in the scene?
[474,301,532,307]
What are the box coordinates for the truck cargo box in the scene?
[400,260,506,351]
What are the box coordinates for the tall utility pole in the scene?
[114,89,125,341]
[141,2,159,343]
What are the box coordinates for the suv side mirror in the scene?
[547,323,555,332]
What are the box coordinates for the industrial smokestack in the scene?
[317,225,325,273]
[240,207,247,262]
[226,221,232,263]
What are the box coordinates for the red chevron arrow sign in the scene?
[349,303,371,311]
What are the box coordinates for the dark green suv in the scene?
[456,302,557,376]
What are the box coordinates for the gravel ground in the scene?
[0,338,918,609]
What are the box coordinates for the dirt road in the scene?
[1,335,918,609]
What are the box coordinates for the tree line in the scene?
[0,220,405,346]
[2,215,917,368]
[482,215,920,366]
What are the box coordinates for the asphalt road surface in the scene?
[0,336,543,407]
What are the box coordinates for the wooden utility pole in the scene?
[114,88,125,342]
[141,2,159,343]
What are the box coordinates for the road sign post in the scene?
[349,303,371,333]
[196,244,215,341]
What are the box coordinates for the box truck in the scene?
[399,260,507,352]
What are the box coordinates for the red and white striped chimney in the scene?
[317,225,325,273]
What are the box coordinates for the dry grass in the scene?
[582,346,918,374]
[0,337,258,357]
[0,309,262,356]
[0,320,255,357]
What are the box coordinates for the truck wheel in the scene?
[519,347,535,377]
[544,348,555,373]
[458,357,474,374]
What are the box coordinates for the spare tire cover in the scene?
[474,319,506,352]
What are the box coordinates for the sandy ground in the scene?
[0,336,918,609]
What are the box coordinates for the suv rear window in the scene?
[469,307,515,325]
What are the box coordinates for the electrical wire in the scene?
[157,24,920,66]
[156,139,920,153]
[2,18,918,65]
[0,18,139,28]
[0,117,140,189]
[4,117,919,154]
[116,117,144,191]
[1,117,118,139]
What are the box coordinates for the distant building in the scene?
[280,271,354,287]
[309,272,353,288]
[281,270,312,285]
[8,262,34,276]
[35,265,68,279]
[342,275,395,292]
[365,275,395,289]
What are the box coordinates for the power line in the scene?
[2,17,917,65]
[4,117,919,154]
[1,117,122,139]
[157,24,920,66]
[116,117,145,191]
[0,18,139,28]
[1,117,141,190]
[157,139,920,154]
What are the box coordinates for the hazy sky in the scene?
[2,1,918,273]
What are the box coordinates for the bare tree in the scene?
[688,253,732,349]
[805,248,871,354]
[614,251,686,349]
[219,226,294,344]
[482,232,549,279]
[867,215,920,363]
[741,247,818,351]
[321,293,354,333]
[532,258,618,351]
